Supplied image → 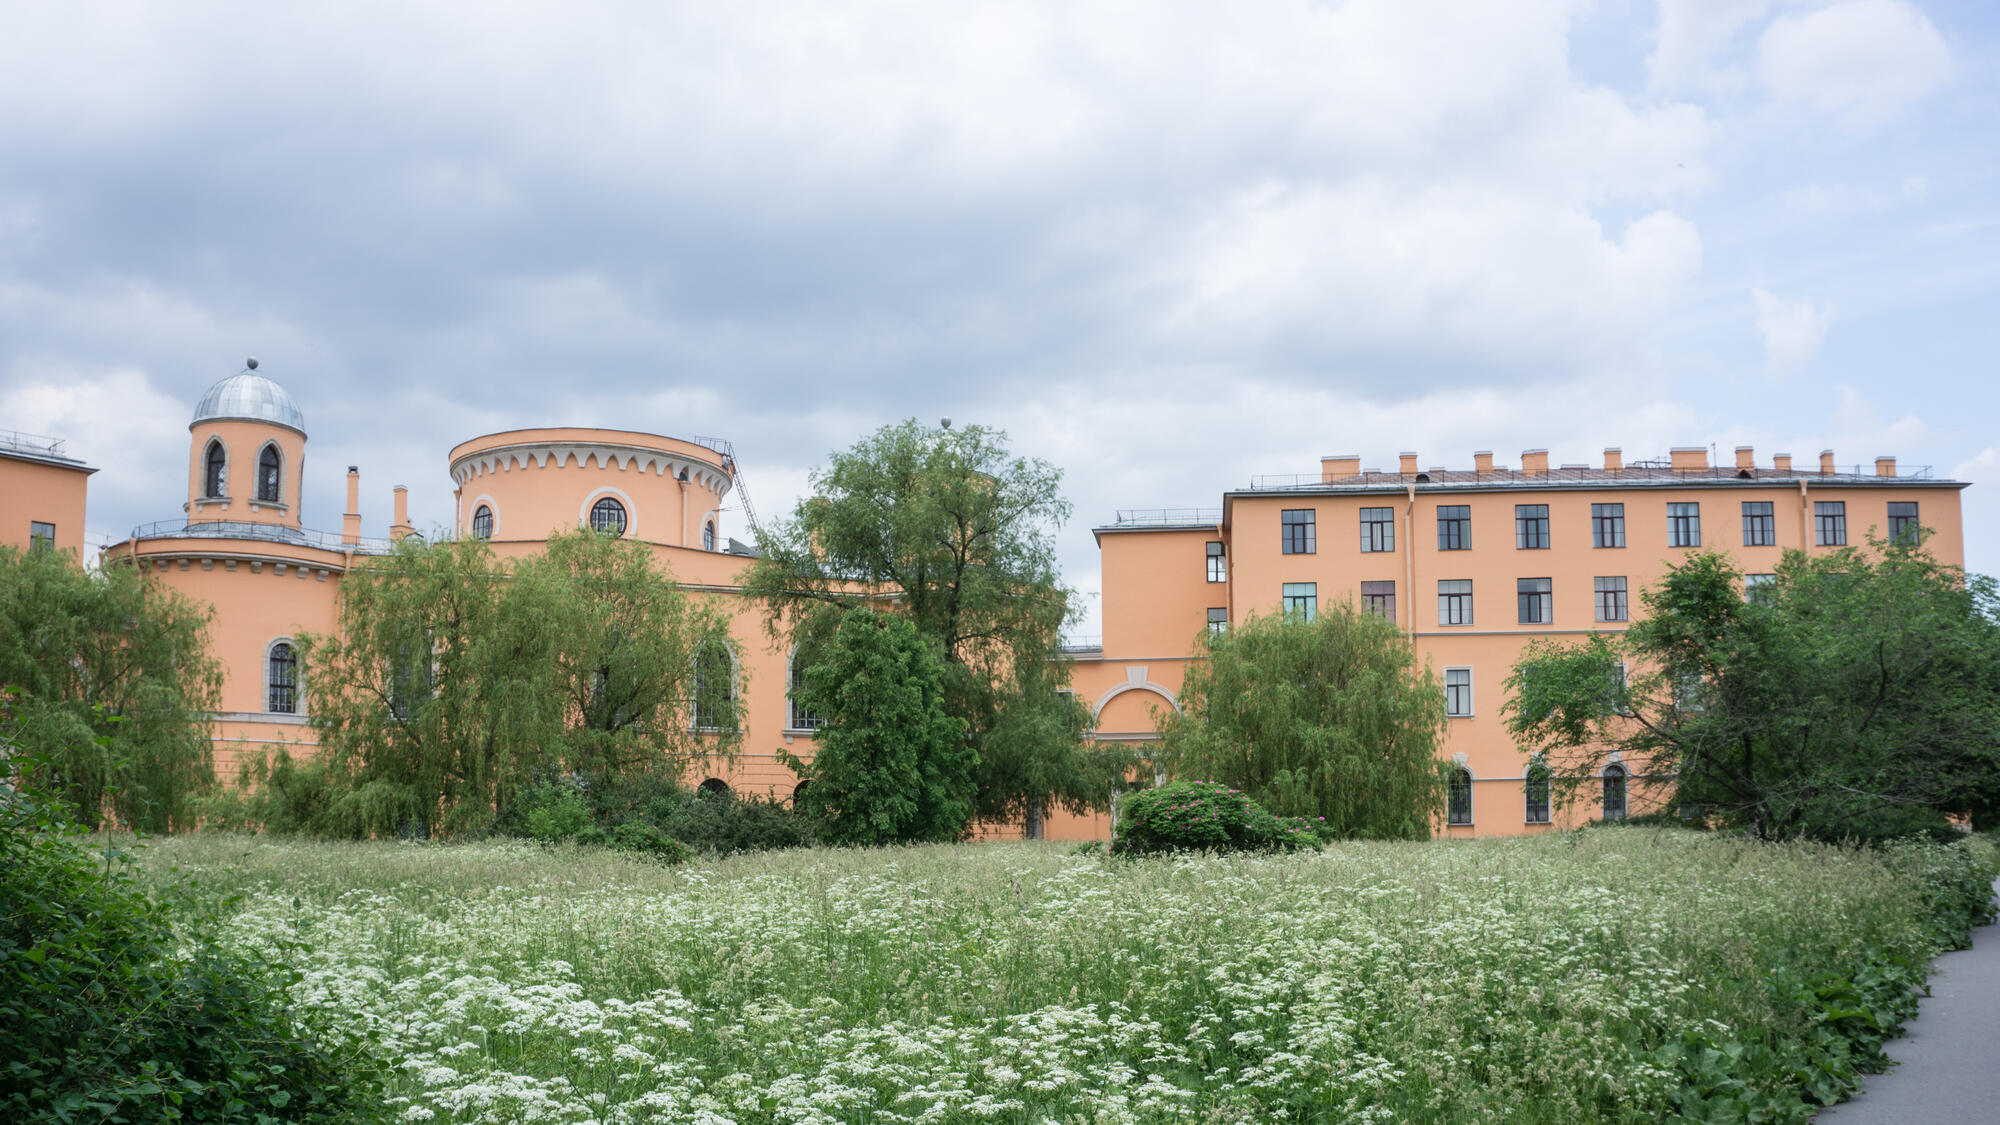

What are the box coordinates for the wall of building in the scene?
[0,451,91,555]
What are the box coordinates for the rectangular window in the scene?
[1448,770,1473,825]
[1359,507,1395,553]
[1594,576,1628,622]
[1517,578,1552,624]
[1524,768,1550,825]
[1668,502,1701,547]
[1745,573,1776,604]
[1361,580,1395,623]
[1437,505,1471,550]
[1206,540,1226,582]
[28,521,55,554]
[1281,509,1317,554]
[1206,607,1228,634]
[1438,579,1473,626]
[1591,503,1625,548]
[1741,501,1775,547]
[1815,500,1847,546]
[1515,504,1550,550]
[1888,502,1921,545]
[1281,582,1317,621]
[1444,667,1473,717]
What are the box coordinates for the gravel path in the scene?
[1819,878,2000,1122]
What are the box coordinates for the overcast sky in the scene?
[5,0,1996,636]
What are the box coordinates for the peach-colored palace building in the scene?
[34,364,1969,838]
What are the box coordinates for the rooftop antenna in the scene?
[245,357,259,371]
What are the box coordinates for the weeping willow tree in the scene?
[0,545,221,831]
[296,529,739,837]
[1156,600,1448,839]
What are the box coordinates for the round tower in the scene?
[184,360,307,529]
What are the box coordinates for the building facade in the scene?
[1,429,93,556]
[1058,445,1968,837]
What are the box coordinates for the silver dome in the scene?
[191,372,306,433]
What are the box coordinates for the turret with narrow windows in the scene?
[185,361,307,529]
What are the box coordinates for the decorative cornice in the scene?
[448,441,732,498]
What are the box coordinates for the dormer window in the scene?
[257,444,282,503]
[203,440,227,498]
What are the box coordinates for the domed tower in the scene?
[185,360,307,529]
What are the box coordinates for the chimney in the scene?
[1603,447,1623,472]
[1670,446,1708,471]
[1321,454,1361,482]
[343,467,361,546]
[1399,451,1419,475]
[1875,456,1897,477]
[1819,449,1835,475]
[1473,450,1494,475]
[390,485,414,541]
[1521,449,1549,475]
[1735,445,1755,471]
[1774,452,1793,473]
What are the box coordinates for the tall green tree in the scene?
[781,607,971,844]
[1505,543,2000,841]
[1156,601,1448,839]
[743,419,1113,836]
[0,546,221,831]
[299,529,738,837]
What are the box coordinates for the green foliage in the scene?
[515,780,593,843]
[1110,780,1322,855]
[743,419,1122,832]
[1157,602,1448,839]
[635,786,813,855]
[0,743,383,1122]
[609,820,692,864]
[0,546,221,831]
[1507,542,2000,841]
[781,607,973,844]
[298,530,739,838]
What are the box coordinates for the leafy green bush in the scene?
[1112,780,1321,855]
[641,786,813,855]
[0,753,383,1123]
[512,780,593,843]
[611,821,692,864]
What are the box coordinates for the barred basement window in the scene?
[1361,580,1395,623]
[267,642,297,714]
[1741,501,1775,547]
[1359,507,1395,552]
[590,497,628,536]
[1438,579,1473,626]
[1437,505,1471,550]
[1448,768,1473,825]
[1815,501,1847,546]
[1515,504,1550,550]
[1517,578,1552,625]
[1591,503,1625,548]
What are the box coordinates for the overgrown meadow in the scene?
[144,830,1997,1124]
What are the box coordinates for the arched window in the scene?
[698,778,731,798]
[1447,768,1473,825]
[471,505,494,540]
[589,496,627,536]
[1602,764,1628,821]
[787,643,826,732]
[203,440,227,498]
[703,520,716,551]
[257,443,282,503]
[1525,763,1551,825]
[792,781,811,808]
[691,640,736,731]
[267,641,298,713]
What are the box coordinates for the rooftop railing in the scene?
[1247,463,1937,490]
[126,520,397,554]
[1110,508,1223,527]
[0,429,70,460]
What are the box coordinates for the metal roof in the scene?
[191,372,306,433]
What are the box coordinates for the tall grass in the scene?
[142,830,1995,1124]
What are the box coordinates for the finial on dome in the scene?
[246,357,259,371]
